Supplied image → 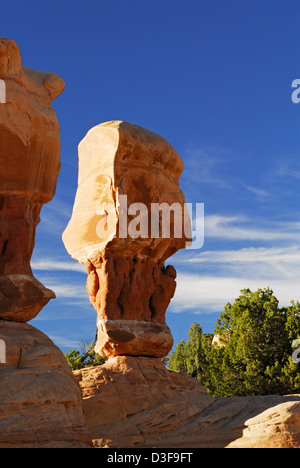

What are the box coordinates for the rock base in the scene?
[75,356,300,448]
[0,321,91,448]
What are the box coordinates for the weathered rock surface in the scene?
[63,120,190,263]
[75,356,300,448]
[0,37,65,321]
[227,399,300,448]
[87,256,176,357]
[95,320,174,358]
[86,257,177,324]
[0,38,91,449]
[0,321,91,448]
[63,121,191,357]
[0,38,64,197]
[0,275,55,322]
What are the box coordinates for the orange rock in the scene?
[0,38,65,321]
[0,275,55,322]
[0,321,91,448]
[75,356,300,448]
[63,121,191,357]
[63,120,189,263]
[0,39,90,448]
[95,319,174,358]
[74,356,211,448]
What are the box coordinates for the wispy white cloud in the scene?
[243,185,271,199]
[47,282,86,299]
[170,239,300,315]
[187,246,300,278]
[277,159,300,180]
[182,146,233,188]
[47,334,82,350]
[33,274,89,304]
[32,259,86,273]
[170,272,300,314]
[204,215,300,242]
[38,198,73,237]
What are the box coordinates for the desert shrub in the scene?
[64,340,106,370]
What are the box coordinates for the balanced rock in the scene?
[63,121,191,357]
[0,38,65,321]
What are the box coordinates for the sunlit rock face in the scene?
[63,120,191,357]
[0,38,65,321]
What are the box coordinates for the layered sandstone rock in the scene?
[63,121,191,357]
[0,38,91,448]
[75,356,300,448]
[0,321,91,448]
[74,356,211,448]
[0,37,64,321]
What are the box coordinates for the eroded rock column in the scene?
[0,38,65,322]
[0,38,91,448]
[63,120,191,358]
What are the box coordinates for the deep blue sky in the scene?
[1,0,300,352]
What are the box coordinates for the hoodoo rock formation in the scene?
[0,38,64,322]
[0,38,90,448]
[63,120,191,358]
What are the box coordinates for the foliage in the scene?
[168,288,300,397]
[64,340,106,370]
[168,322,214,387]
